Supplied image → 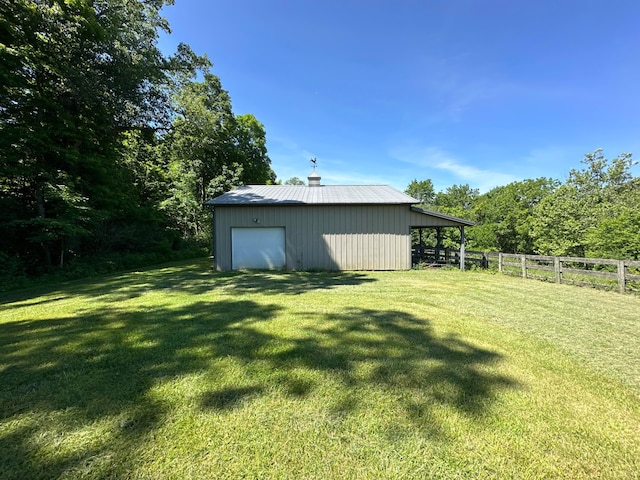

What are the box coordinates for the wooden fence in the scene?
[415,249,640,294]
[496,253,640,294]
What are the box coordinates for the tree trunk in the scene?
[60,237,65,268]
[36,186,52,268]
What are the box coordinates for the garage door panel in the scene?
[232,227,286,270]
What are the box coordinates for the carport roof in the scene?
[410,206,475,226]
[206,185,420,205]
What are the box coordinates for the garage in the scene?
[231,227,286,270]
[207,172,473,271]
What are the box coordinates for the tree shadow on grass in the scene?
[0,299,280,479]
[253,308,516,418]
[201,386,265,410]
[210,270,377,295]
[0,287,518,478]
[0,259,376,310]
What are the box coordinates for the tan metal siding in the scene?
[213,204,413,271]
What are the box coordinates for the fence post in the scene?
[498,252,503,273]
[554,257,561,284]
[521,255,527,278]
[618,260,626,294]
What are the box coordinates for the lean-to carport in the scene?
[409,207,475,270]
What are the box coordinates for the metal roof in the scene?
[206,185,420,205]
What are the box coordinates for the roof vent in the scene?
[308,171,321,187]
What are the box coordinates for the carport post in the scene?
[459,226,466,271]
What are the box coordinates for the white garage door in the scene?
[232,227,286,270]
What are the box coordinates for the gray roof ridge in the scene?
[241,184,393,186]
[205,184,420,206]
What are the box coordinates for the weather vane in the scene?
[310,157,317,171]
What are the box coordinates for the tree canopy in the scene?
[407,150,638,260]
[284,177,306,185]
[405,179,435,206]
[531,150,639,259]
[0,0,273,281]
[473,178,557,253]
[161,74,274,239]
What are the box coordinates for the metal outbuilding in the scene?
[205,173,473,271]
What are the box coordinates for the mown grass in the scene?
[1,260,638,479]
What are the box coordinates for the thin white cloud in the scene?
[390,145,519,192]
[434,159,518,191]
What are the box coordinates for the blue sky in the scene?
[158,0,640,193]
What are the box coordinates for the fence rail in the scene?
[496,252,640,294]
[413,248,640,294]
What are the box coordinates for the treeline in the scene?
[1,0,274,285]
[406,149,640,260]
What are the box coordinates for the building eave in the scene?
[410,206,475,226]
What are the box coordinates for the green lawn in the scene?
[1,260,638,479]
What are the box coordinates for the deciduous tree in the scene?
[0,0,207,272]
[405,179,435,206]
[473,178,556,253]
[532,150,638,258]
[284,177,306,185]
[161,74,274,240]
